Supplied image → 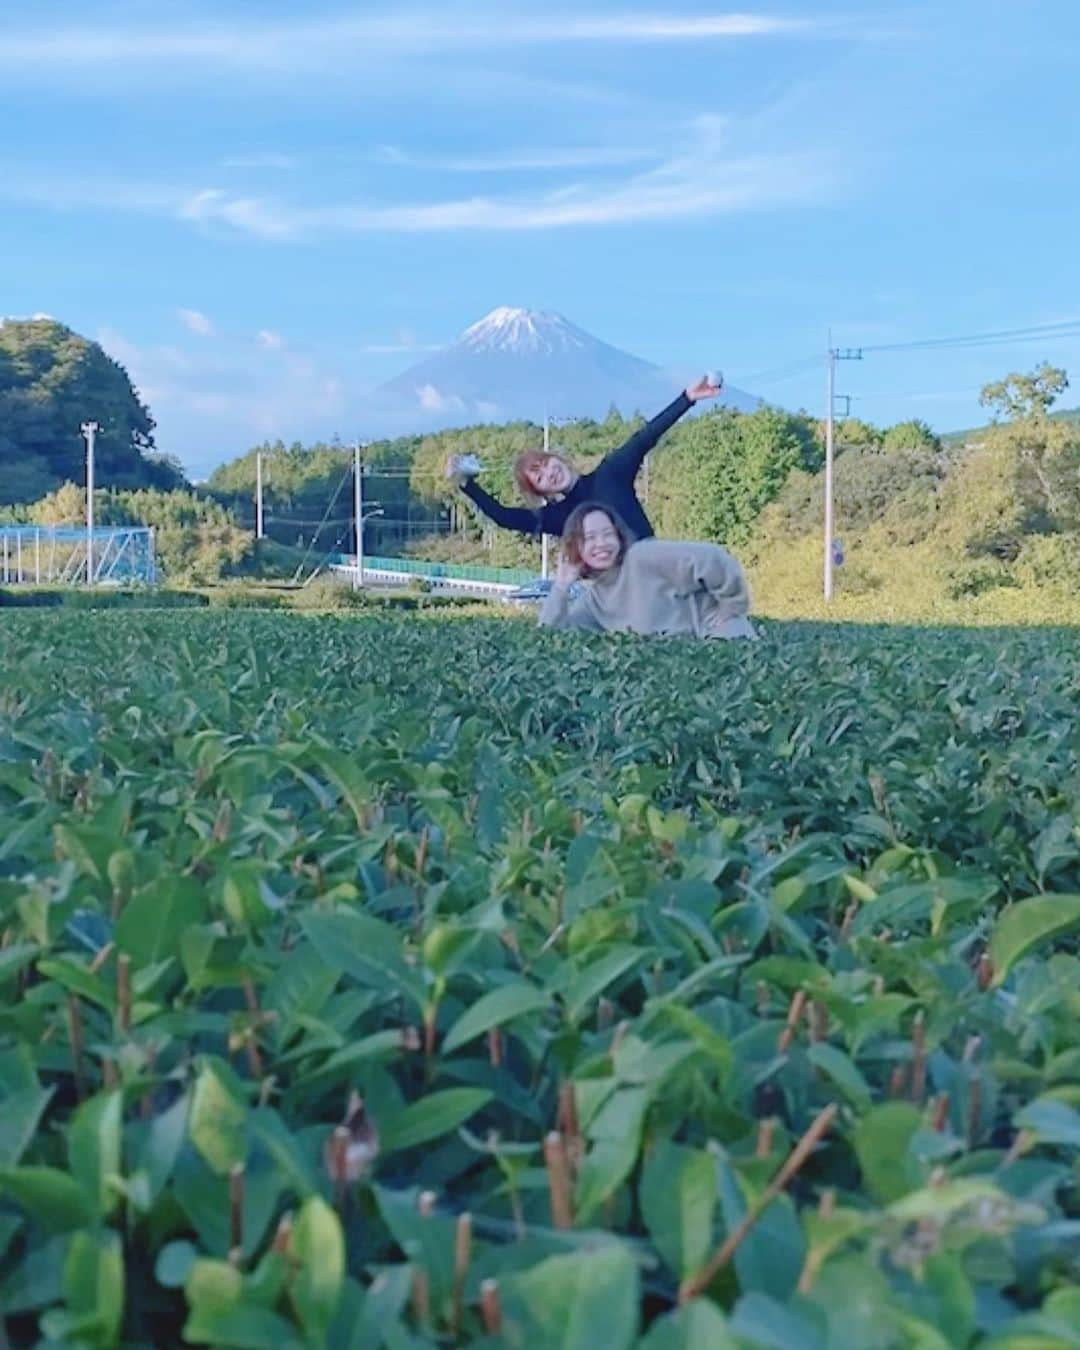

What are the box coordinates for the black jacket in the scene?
[460,391,692,540]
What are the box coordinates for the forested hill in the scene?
[0,318,185,505]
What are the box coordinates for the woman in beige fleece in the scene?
[537,504,756,640]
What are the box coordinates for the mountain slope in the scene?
[367,307,761,429]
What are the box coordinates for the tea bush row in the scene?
[0,611,1077,1347]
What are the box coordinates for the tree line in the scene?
[2,316,1074,592]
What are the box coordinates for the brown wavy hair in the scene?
[512,448,577,507]
[561,503,633,577]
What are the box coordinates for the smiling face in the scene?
[528,454,575,498]
[578,509,623,573]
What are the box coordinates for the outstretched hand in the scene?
[445,453,480,487]
[686,373,723,402]
[555,551,580,587]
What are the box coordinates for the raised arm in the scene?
[601,375,721,480]
[460,479,540,535]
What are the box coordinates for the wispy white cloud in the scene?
[256,329,285,349]
[412,383,500,419]
[0,173,180,214]
[97,327,195,405]
[354,324,444,354]
[0,11,819,76]
[374,144,657,172]
[180,191,294,239]
[179,117,839,237]
[178,308,215,336]
[96,325,350,470]
[0,114,841,240]
[418,384,467,414]
[514,14,813,40]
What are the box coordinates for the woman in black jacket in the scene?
[447,375,722,542]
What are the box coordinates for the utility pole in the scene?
[541,414,550,580]
[80,421,98,586]
[823,345,862,601]
[353,441,364,589]
[823,352,835,602]
[255,450,265,538]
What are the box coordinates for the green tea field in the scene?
[1,612,1078,1348]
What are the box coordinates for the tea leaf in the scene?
[501,1244,639,1350]
[189,1061,247,1176]
[442,981,550,1053]
[115,876,207,966]
[989,895,1080,984]
[386,1088,493,1152]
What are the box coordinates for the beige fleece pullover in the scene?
[537,538,754,639]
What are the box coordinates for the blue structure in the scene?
[0,525,156,586]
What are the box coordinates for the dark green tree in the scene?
[0,318,185,504]
[881,419,940,453]
[650,405,822,545]
[834,417,883,451]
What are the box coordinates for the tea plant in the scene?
[0,612,1077,1348]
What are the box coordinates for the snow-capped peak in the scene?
[458,306,589,355]
[372,305,764,431]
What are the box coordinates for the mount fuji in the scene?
[365,307,762,431]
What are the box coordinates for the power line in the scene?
[290,465,353,581]
[728,354,822,388]
[733,318,1080,393]
[860,318,1080,354]
[236,514,356,527]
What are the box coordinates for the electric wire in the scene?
[290,465,353,582]
[860,317,1080,354]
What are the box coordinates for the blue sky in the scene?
[2,1,1078,476]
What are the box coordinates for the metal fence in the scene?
[348,554,537,584]
[0,526,157,586]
